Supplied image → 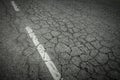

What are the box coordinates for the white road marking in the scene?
[11,1,20,11]
[25,26,62,80]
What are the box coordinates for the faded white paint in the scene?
[11,1,20,11]
[25,26,62,80]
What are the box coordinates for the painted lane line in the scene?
[25,26,62,80]
[29,33,40,46]
[45,61,61,80]
[11,1,20,11]
[26,27,33,33]
[37,46,51,61]
[26,27,40,46]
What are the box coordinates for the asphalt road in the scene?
[0,0,120,80]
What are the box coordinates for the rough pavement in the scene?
[0,0,120,80]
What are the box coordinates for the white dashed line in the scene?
[25,26,62,80]
[11,1,20,11]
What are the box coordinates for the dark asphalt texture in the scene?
[0,0,120,80]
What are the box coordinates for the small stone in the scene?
[91,41,102,49]
[80,62,87,69]
[73,27,79,32]
[79,46,90,54]
[112,46,120,58]
[73,32,81,38]
[77,70,89,80]
[61,52,71,60]
[69,39,75,47]
[50,38,58,43]
[86,27,94,33]
[75,41,83,47]
[108,60,119,69]
[62,32,73,39]
[95,66,106,75]
[86,64,94,73]
[14,18,21,25]
[80,55,90,61]
[68,28,74,33]
[60,25,67,31]
[16,12,25,17]
[58,37,69,45]
[46,47,56,60]
[64,75,77,80]
[90,50,98,57]
[108,71,120,80]
[43,33,52,39]
[32,51,41,61]
[23,47,36,56]
[40,20,49,28]
[108,52,115,60]
[95,53,108,64]
[38,36,48,44]
[71,47,82,56]
[31,16,39,22]
[80,29,87,36]
[78,38,86,43]
[51,30,60,37]
[96,36,103,41]
[89,59,99,66]
[59,57,68,65]
[71,56,81,66]
[55,43,70,53]
[32,24,41,29]
[27,9,35,15]
[85,43,94,50]
[39,28,51,34]
[68,64,80,75]
[67,23,74,28]
[86,34,96,42]
[100,47,111,53]
[100,41,113,47]
[17,33,27,41]
[44,42,55,48]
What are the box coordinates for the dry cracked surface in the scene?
[0,0,120,80]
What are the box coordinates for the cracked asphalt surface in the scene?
[0,0,120,80]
